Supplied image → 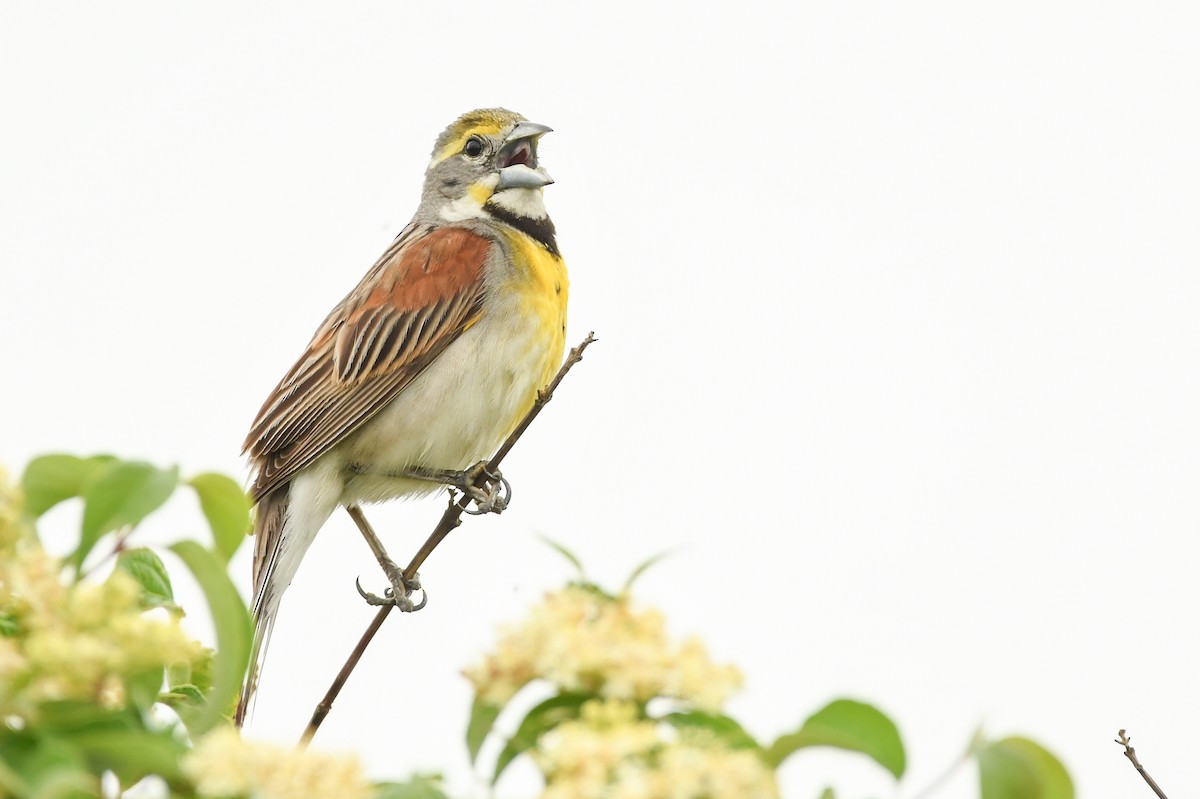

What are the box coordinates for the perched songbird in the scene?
[236,109,568,721]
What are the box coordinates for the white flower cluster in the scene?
[537,699,778,799]
[463,585,743,710]
[183,727,372,799]
[0,466,27,549]
[0,471,201,716]
[466,585,772,798]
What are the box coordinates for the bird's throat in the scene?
[485,193,559,257]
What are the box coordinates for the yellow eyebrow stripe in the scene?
[433,121,507,164]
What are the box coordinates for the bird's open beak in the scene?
[497,122,554,190]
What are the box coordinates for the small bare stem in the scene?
[298,605,392,746]
[1115,729,1169,799]
[79,526,135,581]
[298,333,597,745]
[908,747,971,799]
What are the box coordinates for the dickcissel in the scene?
[236,108,567,721]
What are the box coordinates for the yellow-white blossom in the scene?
[537,699,660,792]
[665,637,743,713]
[0,467,25,550]
[464,586,742,711]
[535,699,778,799]
[183,726,371,799]
[0,471,202,716]
[654,742,778,799]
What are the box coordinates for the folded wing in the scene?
[244,223,493,501]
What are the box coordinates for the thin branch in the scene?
[79,525,135,581]
[908,746,971,799]
[299,332,597,745]
[1115,729,1169,799]
[490,331,596,466]
[298,604,392,746]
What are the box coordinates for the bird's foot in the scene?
[455,461,511,515]
[355,567,425,612]
[350,461,512,515]
[402,461,510,515]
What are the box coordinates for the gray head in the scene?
[418,108,555,228]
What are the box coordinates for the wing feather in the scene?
[243,223,493,500]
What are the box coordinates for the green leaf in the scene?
[977,737,1073,799]
[26,703,186,782]
[0,730,95,798]
[125,667,167,712]
[70,728,186,783]
[75,461,179,569]
[538,534,585,576]
[818,789,837,799]
[565,580,619,603]
[20,453,115,517]
[0,752,27,799]
[25,768,97,799]
[467,695,502,764]
[372,774,451,799]
[0,611,19,637]
[116,547,175,609]
[766,698,906,779]
[35,700,141,735]
[169,540,251,735]
[11,706,185,785]
[158,683,206,708]
[662,710,762,751]
[170,647,215,695]
[622,549,674,593]
[493,693,590,785]
[188,473,252,564]
[31,701,182,785]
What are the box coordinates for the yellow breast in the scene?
[337,229,568,506]
[501,230,569,388]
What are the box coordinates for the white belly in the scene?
[333,307,554,505]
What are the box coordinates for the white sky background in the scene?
[2,1,1198,797]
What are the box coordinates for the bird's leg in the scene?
[410,461,511,515]
[350,460,511,515]
[345,505,425,611]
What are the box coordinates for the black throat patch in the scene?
[484,202,560,258]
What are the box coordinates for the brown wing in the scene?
[243,223,493,500]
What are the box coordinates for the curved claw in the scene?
[463,467,511,515]
[355,576,418,610]
[354,576,393,607]
[389,574,430,613]
[495,473,512,509]
[402,572,422,594]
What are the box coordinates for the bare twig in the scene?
[908,748,971,799]
[299,332,597,745]
[79,525,135,580]
[298,603,393,746]
[1116,729,1169,799]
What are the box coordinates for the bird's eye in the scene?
[463,137,485,158]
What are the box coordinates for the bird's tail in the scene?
[235,485,290,727]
